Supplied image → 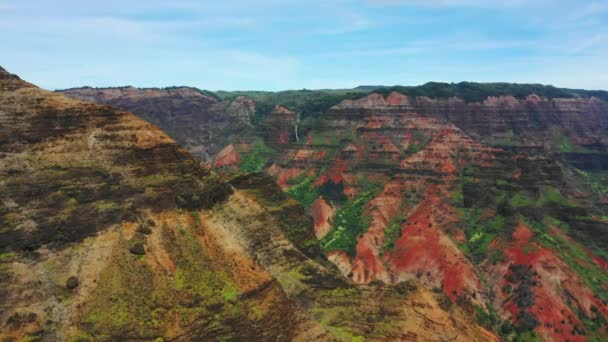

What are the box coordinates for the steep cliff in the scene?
[58,86,255,160]
[0,68,495,341]
[57,80,608,340]
[216,92,608,341]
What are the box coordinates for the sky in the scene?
[1,0,607,91]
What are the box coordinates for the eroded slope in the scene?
[218,92,608,341]
[0,68,494,341]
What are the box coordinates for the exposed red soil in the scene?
[213,144,240,169]
[351,181,407,283]
[388,185,481,301]
[351,236,389,283]
[385,92,411,106]
[267,166,304,189]
[311,197,336,239]
[591,253,608,270]
[312,159,348,186]
[222,91,608,342]
[500,222,608,341]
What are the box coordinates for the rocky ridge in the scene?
[216,92,608,341]
[59,80,608,340]
[59,86,255,160]
[0,67,494,341]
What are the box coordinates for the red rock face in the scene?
[490,223,608,341]
[224,91,608,340]
[333,92,387,108]
[389,185,481,301]
[61,83,608,339]
[257,94,501,300]
[213,144,240,169]
[268,166,305,189]
[411,94,608,155]
[385,92,411,106]
[311,197,335,238]
[260,105,297,146]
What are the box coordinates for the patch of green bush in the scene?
[383,214,406,252]
[538,187,577,207]
[510,192,536,209]
[285,174,319,208]
[239,140,275,173]
[405,129,430,154]
[374,82,608,103]
[320,190,378,256]
[475,305,500,331]
[526,218,608,303]
[460,209,506,264]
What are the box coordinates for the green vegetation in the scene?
[405,129,431,154]
[510,187,576,209]
[512,331,542,342]
[239,140,275,173]
[576,169,608,198]
[581,310,608,341]
[460,209,506,264]
[216,88,368,123]
[510,192,536,209]
[552,131,592,153]
[310,131,339,146]
[215,82,608,125]
[539,187,576,206]
[383,214,406,252]
[542,215,570,233]
[496,179,512,187]
[309,284,410,341]
[78,218,254,340]
[285,173,319,208]
[525,218,608,303]
[374,82,608,103]
[474,305,501,331]
[0,252,16,262]
[140,172,181,186]
[382,189,423,252]
[320,189,379,256]
[555,132,575,153]
[230,173,325,262]
[95,201,120,212]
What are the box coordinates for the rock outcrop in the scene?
[59,86,254,160]
[218,91,608,341]
[52,82,608,340]
[1,68,496,341]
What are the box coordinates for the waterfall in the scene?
[295,112,300,142]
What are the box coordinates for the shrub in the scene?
[320,190,378,256]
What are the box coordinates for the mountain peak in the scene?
[0,66,19,79]
[0,66,33,91]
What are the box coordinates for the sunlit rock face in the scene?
[210,91,608,340]
[1,68,499,341]
[59,80,608,340]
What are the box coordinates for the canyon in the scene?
[1,68,495,341]
[0,69,606,341]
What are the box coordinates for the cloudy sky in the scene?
[1,0,607,90]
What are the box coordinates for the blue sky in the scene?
[1,0,607,90]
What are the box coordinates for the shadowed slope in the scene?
[0,68,495,341]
